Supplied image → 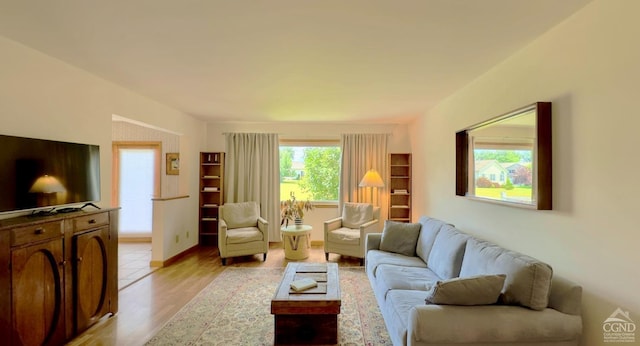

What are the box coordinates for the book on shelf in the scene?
[202,175,220,179]
[391,205,410,208]
[393,189,408,194]
[290,277,318,292]
[202,217,217,221]
[202,203,218,207]
[203,187,219,192]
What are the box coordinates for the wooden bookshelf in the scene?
[388,153,412,222]
[199,152,224,246]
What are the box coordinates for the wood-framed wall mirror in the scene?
[456,102,552,210]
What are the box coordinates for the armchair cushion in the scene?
[327,227,360,245]
[380,220,422,257]
[222,201,259,229]
[342,202,374,228]
[226,227,264,244]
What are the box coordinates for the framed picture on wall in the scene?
[166,153,180,175]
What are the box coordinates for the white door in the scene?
[113,143,161,238]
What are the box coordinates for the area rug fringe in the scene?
[145,266,390,345]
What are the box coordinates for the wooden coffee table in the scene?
[271,262,341,345]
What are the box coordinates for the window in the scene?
[280,141,340,202]
[473,148,533,201]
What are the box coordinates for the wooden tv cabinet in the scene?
[0,208,119,345]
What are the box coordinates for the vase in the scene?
[294,217,303,227]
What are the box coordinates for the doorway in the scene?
[112,142,161,288]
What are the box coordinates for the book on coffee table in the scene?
[290,277,318,292]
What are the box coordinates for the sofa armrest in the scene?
[408,305,582,344]
[218,219,228,243]
[324,217,343,234]
[257,217,268,235]
[548,276,582,315]
[359,218,379,234]
[366,233,382,252]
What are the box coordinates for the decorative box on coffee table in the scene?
[271,262,341,345]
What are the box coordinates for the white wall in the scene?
[0,35,207,259]
[410,1,639,344]
[205,121,410,241]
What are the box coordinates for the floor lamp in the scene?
[359,169,385,205]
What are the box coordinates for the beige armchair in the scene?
[218,201,269,265]
[324,202,380,264]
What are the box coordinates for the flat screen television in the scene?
[0,134,101,215]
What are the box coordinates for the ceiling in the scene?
[0,0,591,124]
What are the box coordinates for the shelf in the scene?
[388,153,411,223]
[200,152,224,247]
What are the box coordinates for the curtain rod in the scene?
[222,132,393,136]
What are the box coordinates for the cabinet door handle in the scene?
[34,228,45,235]
[59,260,66,266]
[88,219,96,224]
[77,257,83,263]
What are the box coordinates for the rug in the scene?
[146,267,391,345]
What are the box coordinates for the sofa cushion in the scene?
[342,202,373,228]
[366,249,427,278]
[459,238,553,311]
[375,264,440,294]
[415,216,445,263]
[222,201,259,228]
[425,274,506,306]
[384,289,429,346]
[380,220,422,256]
[426,225,469,279]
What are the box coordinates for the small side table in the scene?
[281,225,312,260]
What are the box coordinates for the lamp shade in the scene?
[29,175,66,194]
[359,169,384,188]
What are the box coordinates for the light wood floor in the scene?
[68,243,362,346]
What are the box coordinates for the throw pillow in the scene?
[379,220,422,256]
[342,203,373,228]
[425,274,506,306]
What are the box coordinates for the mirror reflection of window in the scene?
[468,110,536,204]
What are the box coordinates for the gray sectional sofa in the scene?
[365,216,583,346]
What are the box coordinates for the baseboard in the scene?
[310,240,324,246]
[149,244,199,267]
[119,236,152,243]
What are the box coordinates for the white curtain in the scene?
[340,134,389,220]
[224,133,280,241]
